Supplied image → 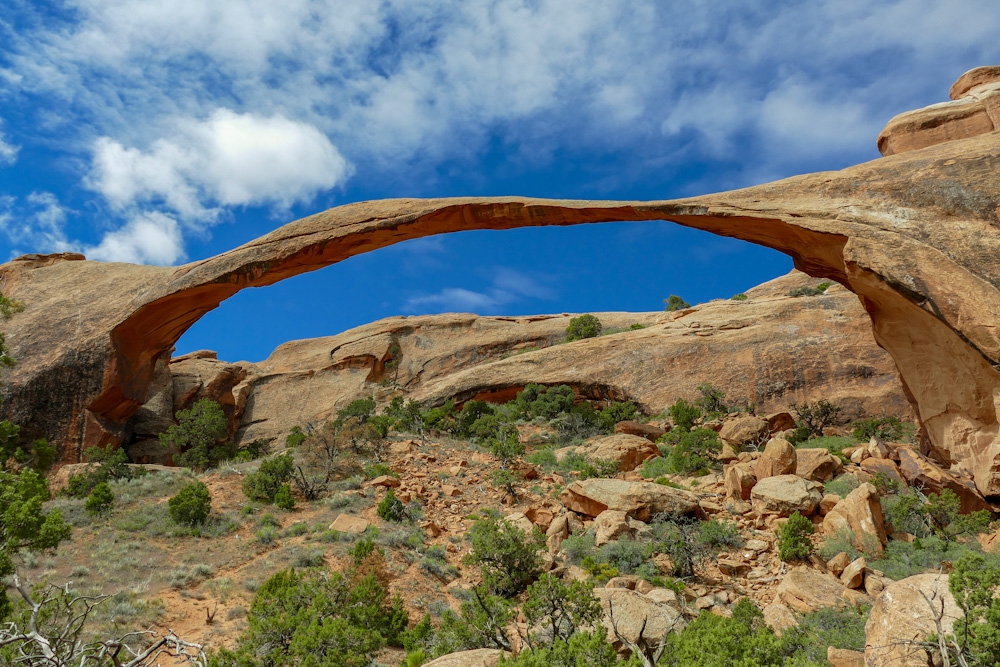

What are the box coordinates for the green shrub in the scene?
[793,604,870,661]
[241,453,295,503]
[377,487,408,523]
[787,282,830,297]
[662,428,721,474]
[565,314,602,341]
[363,462,394,479]
[790,400,842,439]
[798,435,853,459]
[285,426,306,448]
[696,383,729,416]
[669,398,701,431]
[778,512,814,561]
[168,481,212,526]
[161,398,232,470]
[949,553,1000,664]
[255,526,278,545]
[731,293,748,301]
[824,473,860,498]
[852,415,906,442]
[698,520,743,549]
[64,446,140,498]
[84,482,114,517]
[664,295,690,311]
[640,456,672,479]
[512,384,576,420]
[273,483,295,511]
[464,514,545,597]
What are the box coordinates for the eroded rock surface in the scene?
[5,69,1000,495]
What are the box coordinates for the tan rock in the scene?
[559,479,699,522]
[368,475,400,488]
[390,441,415,456]
[755,437,797,480]
[822,483,887,552]
[750,475,823,516]
[865,573,962,667]
[588,434,660,472]
[826,551,851,576]
[441,484,462,497]
[840,557,866,589]
[614,420,667,442]
[776,566,847,613]
[896,446,990,514]
[329,514,370,534]
[766,412,796,434]
[717,558,751,577]
[795,448,843,482]
[762,602,798,636]
[504,512,535,536]
[594,588,685,647]
[724,461,757,501]
[719,416,770,448]
[422,649,505,667]
[594,510,633,547]
[859,458,905,487]
[524,507,554,531]
[827,647,864,667]
[867,437,891,459]
[820,493,842,515]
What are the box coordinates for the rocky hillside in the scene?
[126,271,912,464]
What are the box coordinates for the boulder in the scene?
[820,493,842,515]
[766,412,796,434]
[762,602,798,635]
[422,650,505,667]
[750,475,823,516]
[827,647,864,667]
[859,458,905,487]
[719,416,770,448]
[755,438,797,480]
[588,434,660,472]
[329,514,370,534]
[614,420,667,442]
[865,573,962,667]
[594,588,685,648]
[524,507,554,531]
[368,475,400,488]
[724,461,757,501]
[826,551,851,576]
[594,510,632,547]
[822,483,887,552]
[840,557,866,589]
[504,512,535,535]
[896,446,990,514]
[559,479,700,522]
[795,448,843,482]
[776,566,847,613]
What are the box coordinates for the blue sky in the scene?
[0,1,998,362]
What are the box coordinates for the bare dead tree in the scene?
[0,575,206,666]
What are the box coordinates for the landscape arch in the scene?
[3,130,1000,493]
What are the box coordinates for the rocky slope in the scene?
[4,67,1000,494]
[133,270,911,460]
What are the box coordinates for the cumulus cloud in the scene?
[403,267,556,314]
[88,109,350,221]
[0,119,17,165]
[83,211,184,265]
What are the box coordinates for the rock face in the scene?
[559,479,700,521]
[7,70,1000,495]
[865,573,962,667]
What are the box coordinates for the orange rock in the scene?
[329,514,370,534]
[368,475,400,488]
[755,438,797,480]
[724,462,756,501]
[896,446,990,514]
[614,420,667,442]
[441,485,461,497]
[795,448,843,482]
[822,483,887,552]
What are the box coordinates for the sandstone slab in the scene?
[822,483,887,552]
[559,479,699,522]
[776,566,847,613]
[865,573,962,667]
[750,475,823,516]
[795,448,843,482]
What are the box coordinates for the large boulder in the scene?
[724,461,757,501]
[822,483,887,552]
[588,434,661,472]
[896,447,990,514]
[615,420,667,442]
[594,510,632,546]
[719,416,770,448]
[423,650,505,667]
[560,479,700,522]
[859,458,905,486]
[755,437,797,480]
[594,588,685,648]
[776,566,847,613]
[750,475,823,516]
[865,573,962,667]
[795,448,843,482]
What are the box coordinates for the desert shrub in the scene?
[284,522,309,537]
[695,383,729,416]
[560,532,597,566]
[640,456,672,479]
[210,564,408,667]
[664,295,690,311]
[285,426,307,448]
[161,398,232,470]
[824,473,859,498]
[526,448,558,468]
[0,419,55,473]
[273,483,295,511]
[649,513,707,578]
[464,514,545,597]
[257,513,281,528]
[787,282,831,297]
[377,487,408,523]
[661,428,721,474]
[512,384,576,420]
[668,398,701,431]
[64,446,140,498]
[797,435,853,459]
[293,548,325,568]
[778,512,814,561]
[420,545,459,580]
[884,489,992,542]
[363,462,394,479]
[698,520,742,549]
[948,552,1000,665]
[565,314,602,341]
[85,482,115,517]
[731,293,748,301]
[790,399,842,439]
[255,526,278,545]
[852,415,906,442]
[242,453,295,503]
[793,604,869,661]
[168,481,212,526]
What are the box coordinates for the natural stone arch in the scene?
[3,86,1000,493]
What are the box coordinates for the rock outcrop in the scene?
[865,573,961,667]
[559,479,700,521]
[6,69,1000,496]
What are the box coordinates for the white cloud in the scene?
[88,109,350,221]
[83,211,184,265]
[403,267,556,313]
[0,120,18,165]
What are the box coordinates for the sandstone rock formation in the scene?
[559,479,700,521]
[422,650,505,667]
[750,475,823,516]
[865,573,961,667]
[6,69,1000,497]
[822,483,887,552]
